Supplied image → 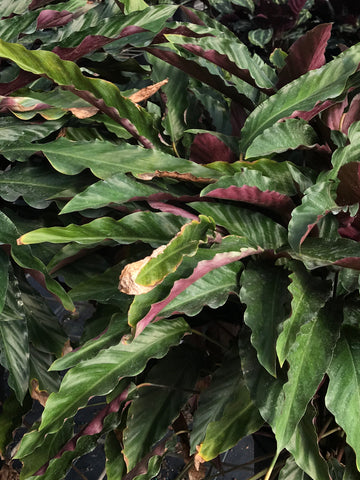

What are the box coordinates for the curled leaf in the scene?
[128,79,168,104]
[119,245,167,295]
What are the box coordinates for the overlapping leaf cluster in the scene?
[1,1,360,479]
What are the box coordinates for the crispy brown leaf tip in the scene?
[119,245,167,295]
[128,79,168,105]
[68,106,99,119]
[30,379,49,407]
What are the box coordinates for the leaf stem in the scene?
[264,452,278,480]
[191,329,226,350]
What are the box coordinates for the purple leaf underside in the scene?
[135,249,261,336]
[190,133,237,164]
[148,202,199,219]
[203,185,295,221]
[277,23,332,88]
[36,10,74,29]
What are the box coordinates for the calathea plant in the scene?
[1,1,360,479]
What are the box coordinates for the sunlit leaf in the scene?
[18,212,190,248]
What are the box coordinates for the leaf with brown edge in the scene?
[135,237,263,336]
[30,378,49,407]
[128,79,168,104]
[119,245,167,295]
[134,215,215,288]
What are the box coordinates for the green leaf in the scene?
[0,117,63,144]
[135,215,214,287]
[279,457,312,480]
[68,262,132,307]
[0,39,163,149]
[273,303,341,453]
[240,262,291,376]
[239,326,285,427]
[165,33,276,89]
[248,28,273,48]
[0,211,74,311]
[158,261,241,319]
[0,393,32,456]
[60,173,165,214]
[19,212,189,248]
[39,318,191,435]
[190,353,260,454]
[149,55,188,143]
[290,237,360,270]
[17,420,74,478]
[240,42,360,152]
[0,163,91,209]
[105,432,127,480]
[191,201,288,250]
[0,249,9,315]
[128,247,236,328]
[123,344,202,469]
[122,0,148,13]
[326,325,360,470]
[51,313,130,370]
[287,405,330,480]
[0,273,29,403]
[276,263,332,366]
[245,118,318,159]
[288,180,342,251]
[197,376,263,462]
[1,138,221,180]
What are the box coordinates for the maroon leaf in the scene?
[0,96,50,113]
[203,185,295,221]
[145,47,254,110]
[29,0,55,9]
[321,97,348,131]
[180,5,206,26]
[341,94,360,134]
[231,101,247,136]
[288,0,307,15]
[53,26,147,61]
[290,99,334,122]
[277,23,332,88]
[336,162,360,205]
[36,10,73,29]
[0,72,38,95]
[135,248,262,336]
[190,133,237,164]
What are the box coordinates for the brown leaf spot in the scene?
[119,245,166,295]
[30,379,49,407]
[68,106,99,118]
[128,79,168,104]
